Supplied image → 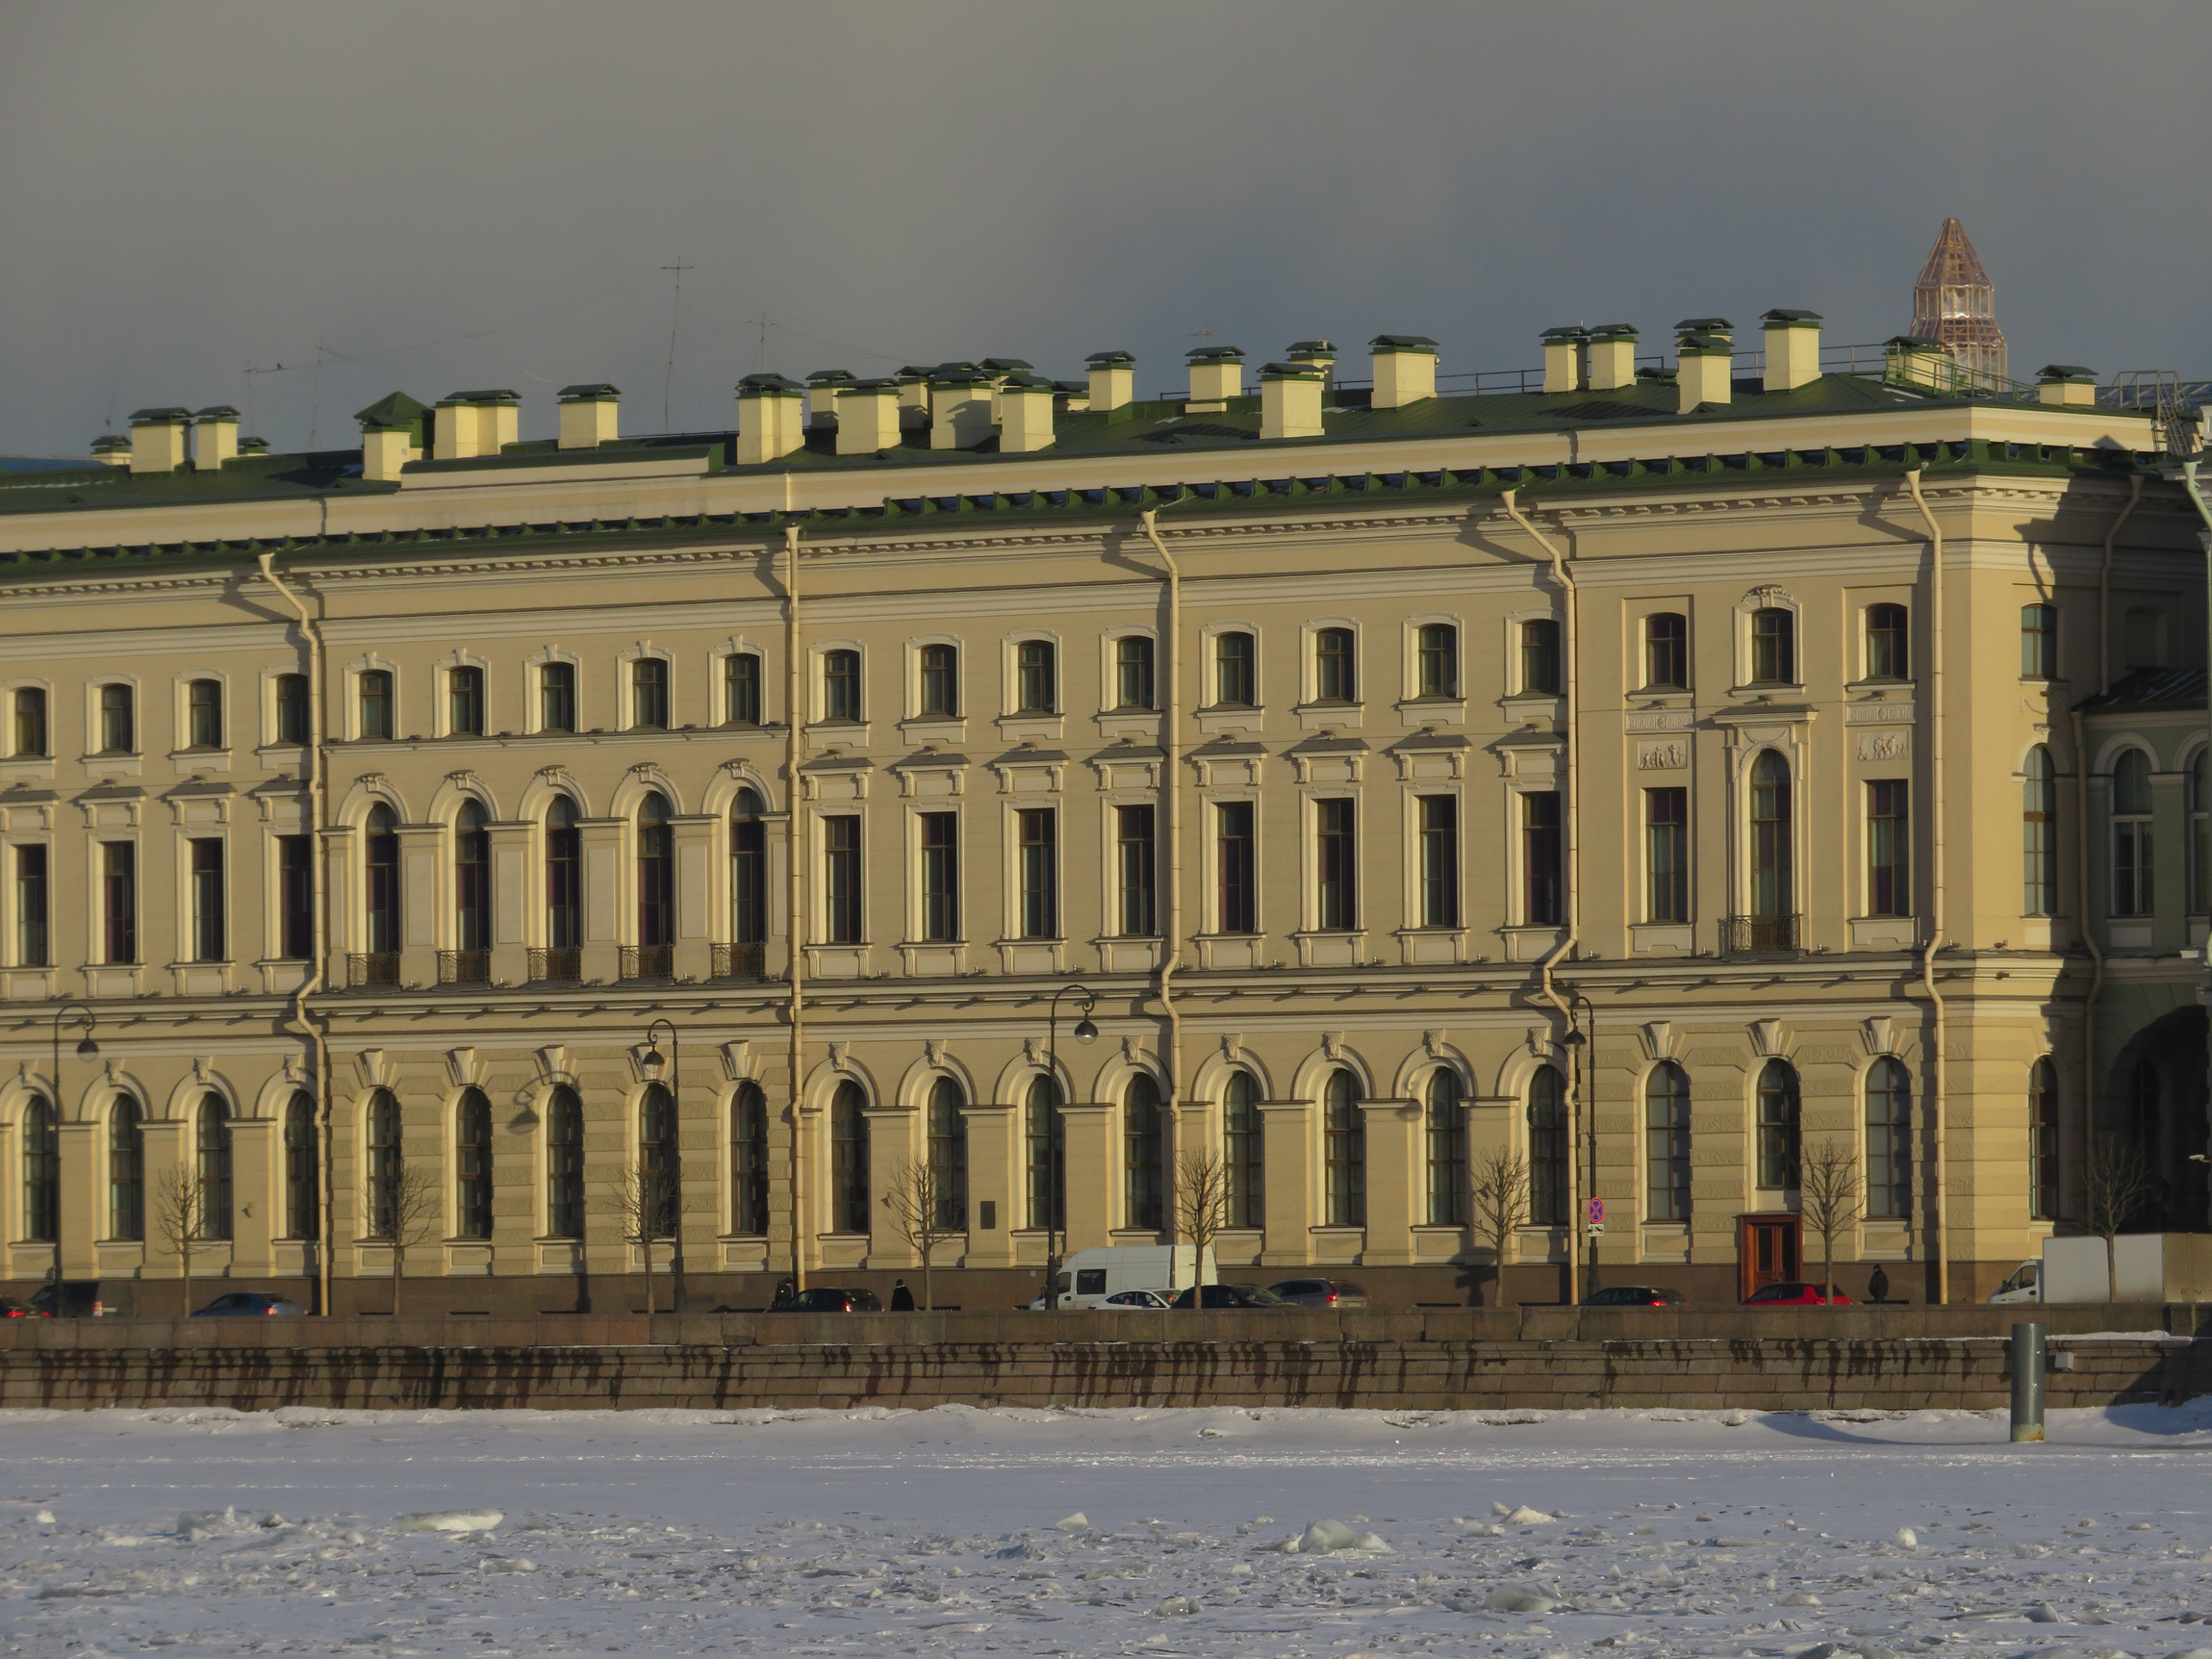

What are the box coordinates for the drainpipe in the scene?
[2172,460,2212,1212]
[782,524,808,1294]
[1903,471,1950,1304]
[253,551,335,1318]
[1500,489,1583,1305]
[1137,510,1185,1289]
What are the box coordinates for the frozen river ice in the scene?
[6,1400,2212,1657]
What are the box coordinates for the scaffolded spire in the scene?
[1911,217,2007,387]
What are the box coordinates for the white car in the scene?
[1092,1289,1173,1311]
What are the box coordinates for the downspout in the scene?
[254,550,334,1318]
[1137,510,1185,1289]
[1903,471,1949,1304]
[782,524,808,1293]
[1499,489,1583,1304]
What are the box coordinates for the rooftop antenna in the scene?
[243,361,288,446]
[659,257,693,432]
[308,338,332,451]
[748,312,773,374]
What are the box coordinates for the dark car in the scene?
[1169,1284,1287,1310]
[0,1297,33,1318]
[1742,1281,1851,1306]
[1583,1286,1685,1308]
[192,1291,307,1317]
[769,1287,883,1313]
[27,1281,136,1318]
[1266,1278,1369,1309]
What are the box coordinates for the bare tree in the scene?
[879,1160,957,1313]
[1468,1146,1532,1308]
[1796,1138,1861,1305]
[152,1166,211,1317]
[1175,1148,1229,1308]
[379,1164,442,1317]
[2083,1133,2157,1304]
[611,1161,680,1315]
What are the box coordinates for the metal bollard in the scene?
[2010,1321,2047,1443]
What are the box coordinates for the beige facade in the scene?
[0,325,2199,1312]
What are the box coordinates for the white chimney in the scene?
[805,370,853,430]
[1584,325,1639,393]
[1185,346,1244,409]
[1086,351,1135,414]
[735,373,806,464]
[1285,339,1337,395]
[1673,319,1734,412]
[90,434,131,467]
[557,384,620,449]
[998,373,1057,452]
[2037,364,2098,407]
[1259,361,1326,440]
[929,364,993,449]
[1760,310,1822,393]
[354,393,427,481]
[835,379,902,454]
[431,390,520,459]
[1368,335,1437,408]
[127,407,190,473]
[1540,328,1585,395]
[191,405,240,471]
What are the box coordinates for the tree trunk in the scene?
[2106,1233,2118,1304]
[392,1245,403,1317]
[181,1237,193,1318]
[921,1236,932,1314]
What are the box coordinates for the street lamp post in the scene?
[47,1004,97,1316]
[1042,983,1100,1312]
[1564,987,1597,1301]
[638,1017,686,1316]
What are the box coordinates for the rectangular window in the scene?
[1313,627,1355,702]
[357,671,394,740]
[1016,641,1055,713]
[277,833,314,960]
[1749,607,1795,684]
[540,663,575,733]
[1644,612,1688,689]
[187,679,223,749]
[725,652,762,725]
[12,687,47,757]
[1216,801,1256,933]
[918,644,957,716]
[1415,624,1458,699]
[1115,804,1157,936]
[823,650,861,722]
[1114,636,1155,710]
[101,841,137,964]
[1417,794,1458,928]
[823,815,862,942]
[1214,631,1256,707]
[2021,603,2058,679]
[918,811,958,942]
[1866,603,1910,679]
[1315,798,1356,931]
[1867,779,1912,916]
[1644,786,1689,923]
[1519,619,1561,695]
[189,837,225,962]
[274,675,309,745]
[447,666,484,736]
[98,683,135,753]
[1522,791,1563,926]
[1017,808,1057,938]
[631,658,669,728]
[13,844,48,966]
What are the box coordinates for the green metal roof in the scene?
[355,392,428,428]
[557,383,621,400]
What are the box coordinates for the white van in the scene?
[1028,1245,1218,1311]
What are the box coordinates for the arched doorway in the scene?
[2105,1007,2210,1229]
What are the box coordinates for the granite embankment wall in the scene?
[4,1306,2206,1413]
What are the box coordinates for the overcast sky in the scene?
[2,1,2207,458]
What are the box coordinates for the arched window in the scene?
[1322,1068,1365,1227]
[831,1080,870,1234]
[731,788,767,950]
[919,643,958,716]
[283,1090,318,1241]
[1313,626,1356,702]
[2028,1057,2059,1222]
[1749,606,1794,685]
[22,1095,57,1243]
[1866,602,1910,679]
[454,801,491,954]
[187,677,224,749]
[1425,1070,1468,1226]
[1124,1073,1164,1232]
[1749,751,1792,927]
[545,1086,583,1239]
[2112,748,2153,917]
[1025,1074,1063,1233]
[928,1077,968,1232]
[639,1083,677,1239]
[455,1088,492,1239]
[1224,1069,1263,1229]
[1643,612,1688,690]
[2191,749,2210,915]
[108,1097,144,1240]
[546,797,581,954]
[196,1093,233,1241]
[365,1088,402,1239]
[1016,639,1056,713]
[365,804,401,956]
[730,1082,769,1236]
[1645,1062,1691,1221]
[1415,623,1459,699]
[2022,746,2057,916]
[637,794,674,952]
[1866,1057,1914,1219]
[1755,1059,1800,1190]
[1527,1067,1566,1226]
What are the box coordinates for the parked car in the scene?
[0,1297,34,1318]
[769,1287,882,1313]
[1028,1245,1219,1311]
[1266,1278,1370,1309]
[191,1292,307,1317]
[1169,1284,1288,1310]
[1583,1286,1685,1308]
[27,1281,136,1317]
[1742,1282,1851,1306]
[1092,1289,1174,1311]
[1987,1260,2041,1304]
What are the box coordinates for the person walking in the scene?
[890,1278,916,1312]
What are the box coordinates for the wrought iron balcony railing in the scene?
[620,944,674,982]
[346,952,400,988]
[712,941,768,981]
[438,949,491,986]
[1721,913,1801,955]
[527,946,581,984]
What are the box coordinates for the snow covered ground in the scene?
[7,1403,2212,1659]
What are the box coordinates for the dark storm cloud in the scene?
[1,0,2205,455]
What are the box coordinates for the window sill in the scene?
[1193,704,1265,736]
[166,747,233,773]
[1727,682,1806,700]
[1393,697,1464,728]
[1388,926,1473,966]
[1093,709,1160,742]
[0,755,56,780]
[1292,700,1363,732]
[1288,929,1368,969]
[899,716,966,746]
[995,713,1064,743]
[1497,925,1566,962]
[804,721,872,752]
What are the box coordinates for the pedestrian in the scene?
[771,1275,796,1311]
[1868,1264,1890,1305]
[890,1278,916,1312]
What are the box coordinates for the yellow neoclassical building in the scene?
[0,315,2202,1313]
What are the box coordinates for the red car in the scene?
[1742,1281,1851,1306]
